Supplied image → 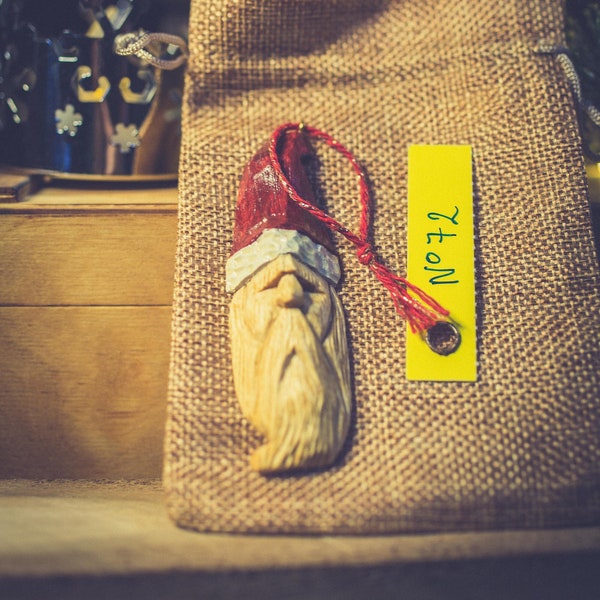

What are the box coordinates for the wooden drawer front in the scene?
[0,210,176,306]
[0,306,170,478]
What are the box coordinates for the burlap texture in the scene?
[164,0,600,533]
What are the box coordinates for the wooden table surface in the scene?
[1,479,600,599]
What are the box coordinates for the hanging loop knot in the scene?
[268,123,450,333]
[114,30,189,70]
[357,244,374,265]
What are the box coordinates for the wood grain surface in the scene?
[0,307,171,478]
[0,188,177,478]
[0,480,599,598]
[0,211,176,306]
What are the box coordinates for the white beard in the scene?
[230,287,351,473]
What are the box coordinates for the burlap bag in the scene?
[164,0,600,533]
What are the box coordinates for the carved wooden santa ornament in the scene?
[227,129,351,474]
[227,123,450,474]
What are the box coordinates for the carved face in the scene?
[234,253,333,343]
[229,253,351,473]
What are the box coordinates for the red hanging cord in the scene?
[268,122,450,333]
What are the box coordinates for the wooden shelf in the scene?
[0,177,178,208]
[1,480,599,599]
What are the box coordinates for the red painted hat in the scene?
[231,130,335,254]
[226,130,341,292]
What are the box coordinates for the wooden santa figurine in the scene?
[226,130,351,474]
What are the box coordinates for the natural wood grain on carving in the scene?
[0,306,171,478]
[230,254,351,473]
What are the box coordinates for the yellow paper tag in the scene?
[406,145,476,381]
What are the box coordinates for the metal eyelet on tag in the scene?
[425,321,461,356]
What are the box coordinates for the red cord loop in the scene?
[268,122,450,333]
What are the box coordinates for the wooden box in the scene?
[0,181,177,478]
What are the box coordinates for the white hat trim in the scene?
[226,228,341,293]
